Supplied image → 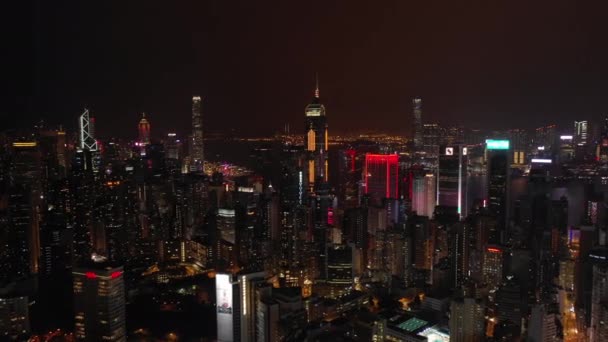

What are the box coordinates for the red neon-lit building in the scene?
[364,154,399,201]
[73,262,126,341]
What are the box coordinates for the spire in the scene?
[314,72,319,99]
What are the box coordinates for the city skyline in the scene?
[6,1,608,341]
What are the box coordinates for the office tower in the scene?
[574,120,588,146]
[495,277,525,328]
[216,272,267,342]
[423,123,442,159]
[413,97,423,150]
[164,133,179,160]
[138,113,151,146]
[73,262,126,342]
[445,126,465,145]
[591,260,608,342]
[449,297,485,342]
[559,134,575,163]
[191,96,204,172]
[0,295,30,339]
[326,244,353,296]
[528,304,559,342]
[599,116,608,163]
[410,215,433,272]
[453,223,471,287]
[437,145,468,218]
[534,124,557,153]
[482,246,503,290]
[411,172,436,217]
[485,139,510,241]
[79,109,98,151]
[363,154,398,203]
[304,77,328,188]
[5,141,42,280]
[508,129,527,165]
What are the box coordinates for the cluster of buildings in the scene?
[2,82,608,341]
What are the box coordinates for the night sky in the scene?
[9,1,608,138]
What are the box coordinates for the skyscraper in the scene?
[0,295,30,339]
[574,120,588,146]
[138,113,151,146]
[78,109,98,152]
[191,96,204,172]
[304,77,328,189]
[73,261,126,342]
[413,97,423,150]
[485,139,510,242]
[363,154,398,203]
[216,272,267,342]
[437,145,468,217]
[449,297,485,342]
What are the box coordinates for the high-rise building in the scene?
[78,109,98,152]
[0,295,30,339]
[304,77,328,189]
[411,172,436,217]
[413,97,423,150]
[72,262,126,342]
[216,272,267,342]
[528,303,559,342]
[363,154,398,203]
[574,120,588,146]
[437,145,468,218]
[508,129,527,165]
[165,133,180,160]
[191,96,204,172]
[449,297,485,342]
[423,123,442,159]
[485,139,510,241]
[4,141,42,280]
[138,113,151,146]
[482,245,503,290]
[591,260,608,342]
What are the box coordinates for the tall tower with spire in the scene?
[304,75,328,189]
[138,113,151,146]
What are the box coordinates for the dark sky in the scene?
[9,1,608,138]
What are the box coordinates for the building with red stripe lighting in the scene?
[364,154,399,201]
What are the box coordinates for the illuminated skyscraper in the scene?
[216,272,267,342]
[304,77,328,189]
[78,109,98,152]
[486,139,510,241]
[191,96,204,172]
[437,145,468,218]
[574,120,588,146]
[138,113,151,146]
[413,97,423,150]
[73,262,126,342]
[4,141,42,280]
[482,245,503,290]
[411,172,436,217]
[363,154,398,203]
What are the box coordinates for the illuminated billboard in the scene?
[485,139,510,150]
[531,158,552,164]
[216,274,234,341]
